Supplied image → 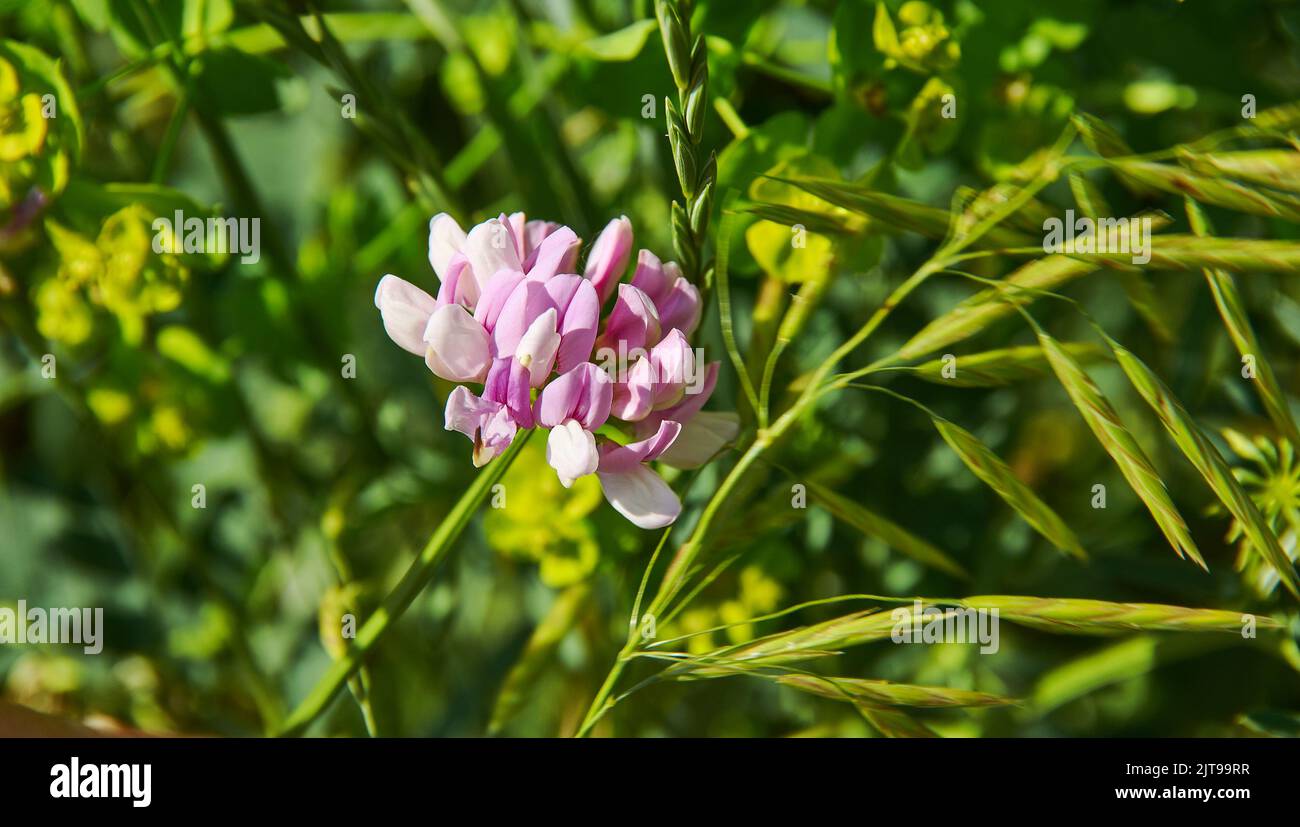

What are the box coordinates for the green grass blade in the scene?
[1178,148,1300,193]
[277,430,534,736]
[1061,234,1300,272]
[773,175,1036,247]
[1068,172,1172,341]
[777,674,1018,709]
[897,256,1097,360]
[1038,332,1206,569]
[806,481,969,578]
[489,582,592,735]
[911,343,1108,388]
[1186,199,1300,447]
[715,207,764,422]
[858,706,939,738]
[1104,337,1300,597]
[1109,159,1300,222]
[932,417,1087,560]
[962,595,1275,634]
[669,607,920,674]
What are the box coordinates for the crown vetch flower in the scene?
[376,212,739,528]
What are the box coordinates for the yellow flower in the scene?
[38,206,189,345]
[484,438,604,587]
[33,276,93,346]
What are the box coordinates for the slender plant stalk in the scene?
[279,431,533,736]
[714,210,762,420]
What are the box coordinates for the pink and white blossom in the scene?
[376,212,733,529]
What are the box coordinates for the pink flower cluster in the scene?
[375,213,738,528]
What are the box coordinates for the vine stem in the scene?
[278,431,533,736]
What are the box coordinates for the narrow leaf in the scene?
[774,176,1036,247]
[1038,333,1206,569]
[932,417,1087,560]
[912,343,1107,388]
[1064,234,1300,272]
[807,481,969,578]
[778,674,1018,709]
[961,595,1275,634]
[577,19,657,61]
[1105,338,1299,597]
[1068,173,1171,341]
[1178,148,1300,193]
[898,256,1095,360]
[1186,199,1300,447]
[859,706,939,737]
[1110,159,1300,222]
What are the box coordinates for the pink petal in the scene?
[483,356,512,404]
[610,356,654,421]
[497,212,523,263]
[435,255,478,310]
[578,368,614,430]
[535,362,612,430]
[629,249,671,302]
[492,280,555,358]
[526,226,580,282]
[473,268,526,333]
[474,407,517,466]
[656,278,701,338]
[445,385,498,440]
[505,358,535,429]
[543,273,582,311]
[583,215,633,304]
[444,386,518,467]
[522,220,560,268]
[598,420,681,474]
[375,274,438,356]
[599,284,661,353]
[649,328,695,409]
[507,212,527,260]
[556,278,600,372]
[638,361,719,435]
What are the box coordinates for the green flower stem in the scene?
[278,430,533,736]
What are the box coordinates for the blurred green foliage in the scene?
[1,0,1299,737]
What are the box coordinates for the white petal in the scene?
[423,304,490,382]
[516,307,560,387]
[428,214,468,281]
[598,465,681,528]
[375,274,437,356]
[656,412,740,469]
[464,218,523,294]
[546,420,598,487]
